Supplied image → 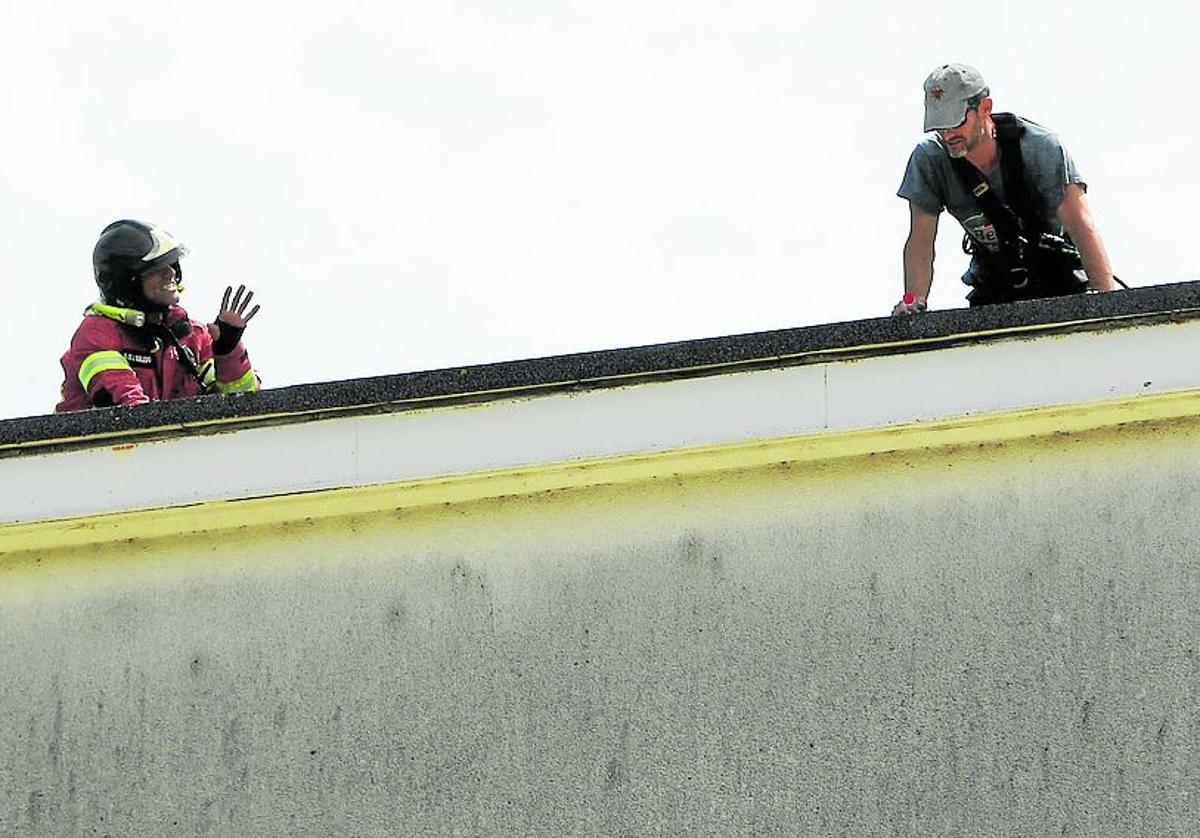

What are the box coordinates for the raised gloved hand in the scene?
[208,285,261,355]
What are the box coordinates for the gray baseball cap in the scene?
[923,63,988,131]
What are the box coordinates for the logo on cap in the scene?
[929,86,944,101]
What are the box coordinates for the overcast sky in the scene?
[2,1,1196,419]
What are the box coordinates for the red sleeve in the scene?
[214,339,254,385]
[91,369,151,407]
[201,320,256,388]
[69,317,150,407]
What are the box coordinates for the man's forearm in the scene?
[1073,227,1116,291]
[1057,185,1115,292]
[903,239,935,301]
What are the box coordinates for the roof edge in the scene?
[4,281,1199,451]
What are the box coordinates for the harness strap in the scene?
[993,113,1044,236]
[147,320,215,394]
[948,112,1030,259]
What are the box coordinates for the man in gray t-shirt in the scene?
[893,63,1115,315]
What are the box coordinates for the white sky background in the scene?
[1,1,1196,419]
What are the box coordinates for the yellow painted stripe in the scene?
[4,387,1200,555]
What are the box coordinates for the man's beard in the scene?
[943,122,986,159]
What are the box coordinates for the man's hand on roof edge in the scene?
[891,295,928,317]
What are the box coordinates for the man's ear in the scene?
[978,97,994,118]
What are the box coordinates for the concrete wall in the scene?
[3,419,1199,836]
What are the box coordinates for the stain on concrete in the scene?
[603,757,625,790]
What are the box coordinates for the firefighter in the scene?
[56,219,261,411]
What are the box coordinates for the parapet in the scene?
[4,281,1200,545]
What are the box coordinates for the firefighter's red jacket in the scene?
[56,303,257,412]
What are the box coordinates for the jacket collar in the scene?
[88,302,148,327]
[87,302,186,328]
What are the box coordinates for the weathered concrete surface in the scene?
[2,424,1199,836]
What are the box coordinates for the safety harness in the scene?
[949,113,1088,296]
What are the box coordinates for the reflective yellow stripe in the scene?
[215,368,258,394]
[78,351,132,390]
[198,359,216,388]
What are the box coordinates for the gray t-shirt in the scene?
[897,115,1084,255]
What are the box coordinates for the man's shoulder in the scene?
[1010,114,1080,184]
[908,134,946,162]
[72,311,126,343]
[899,135,952,212]
[1013,115,1066,150]
[903,135,950,179]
